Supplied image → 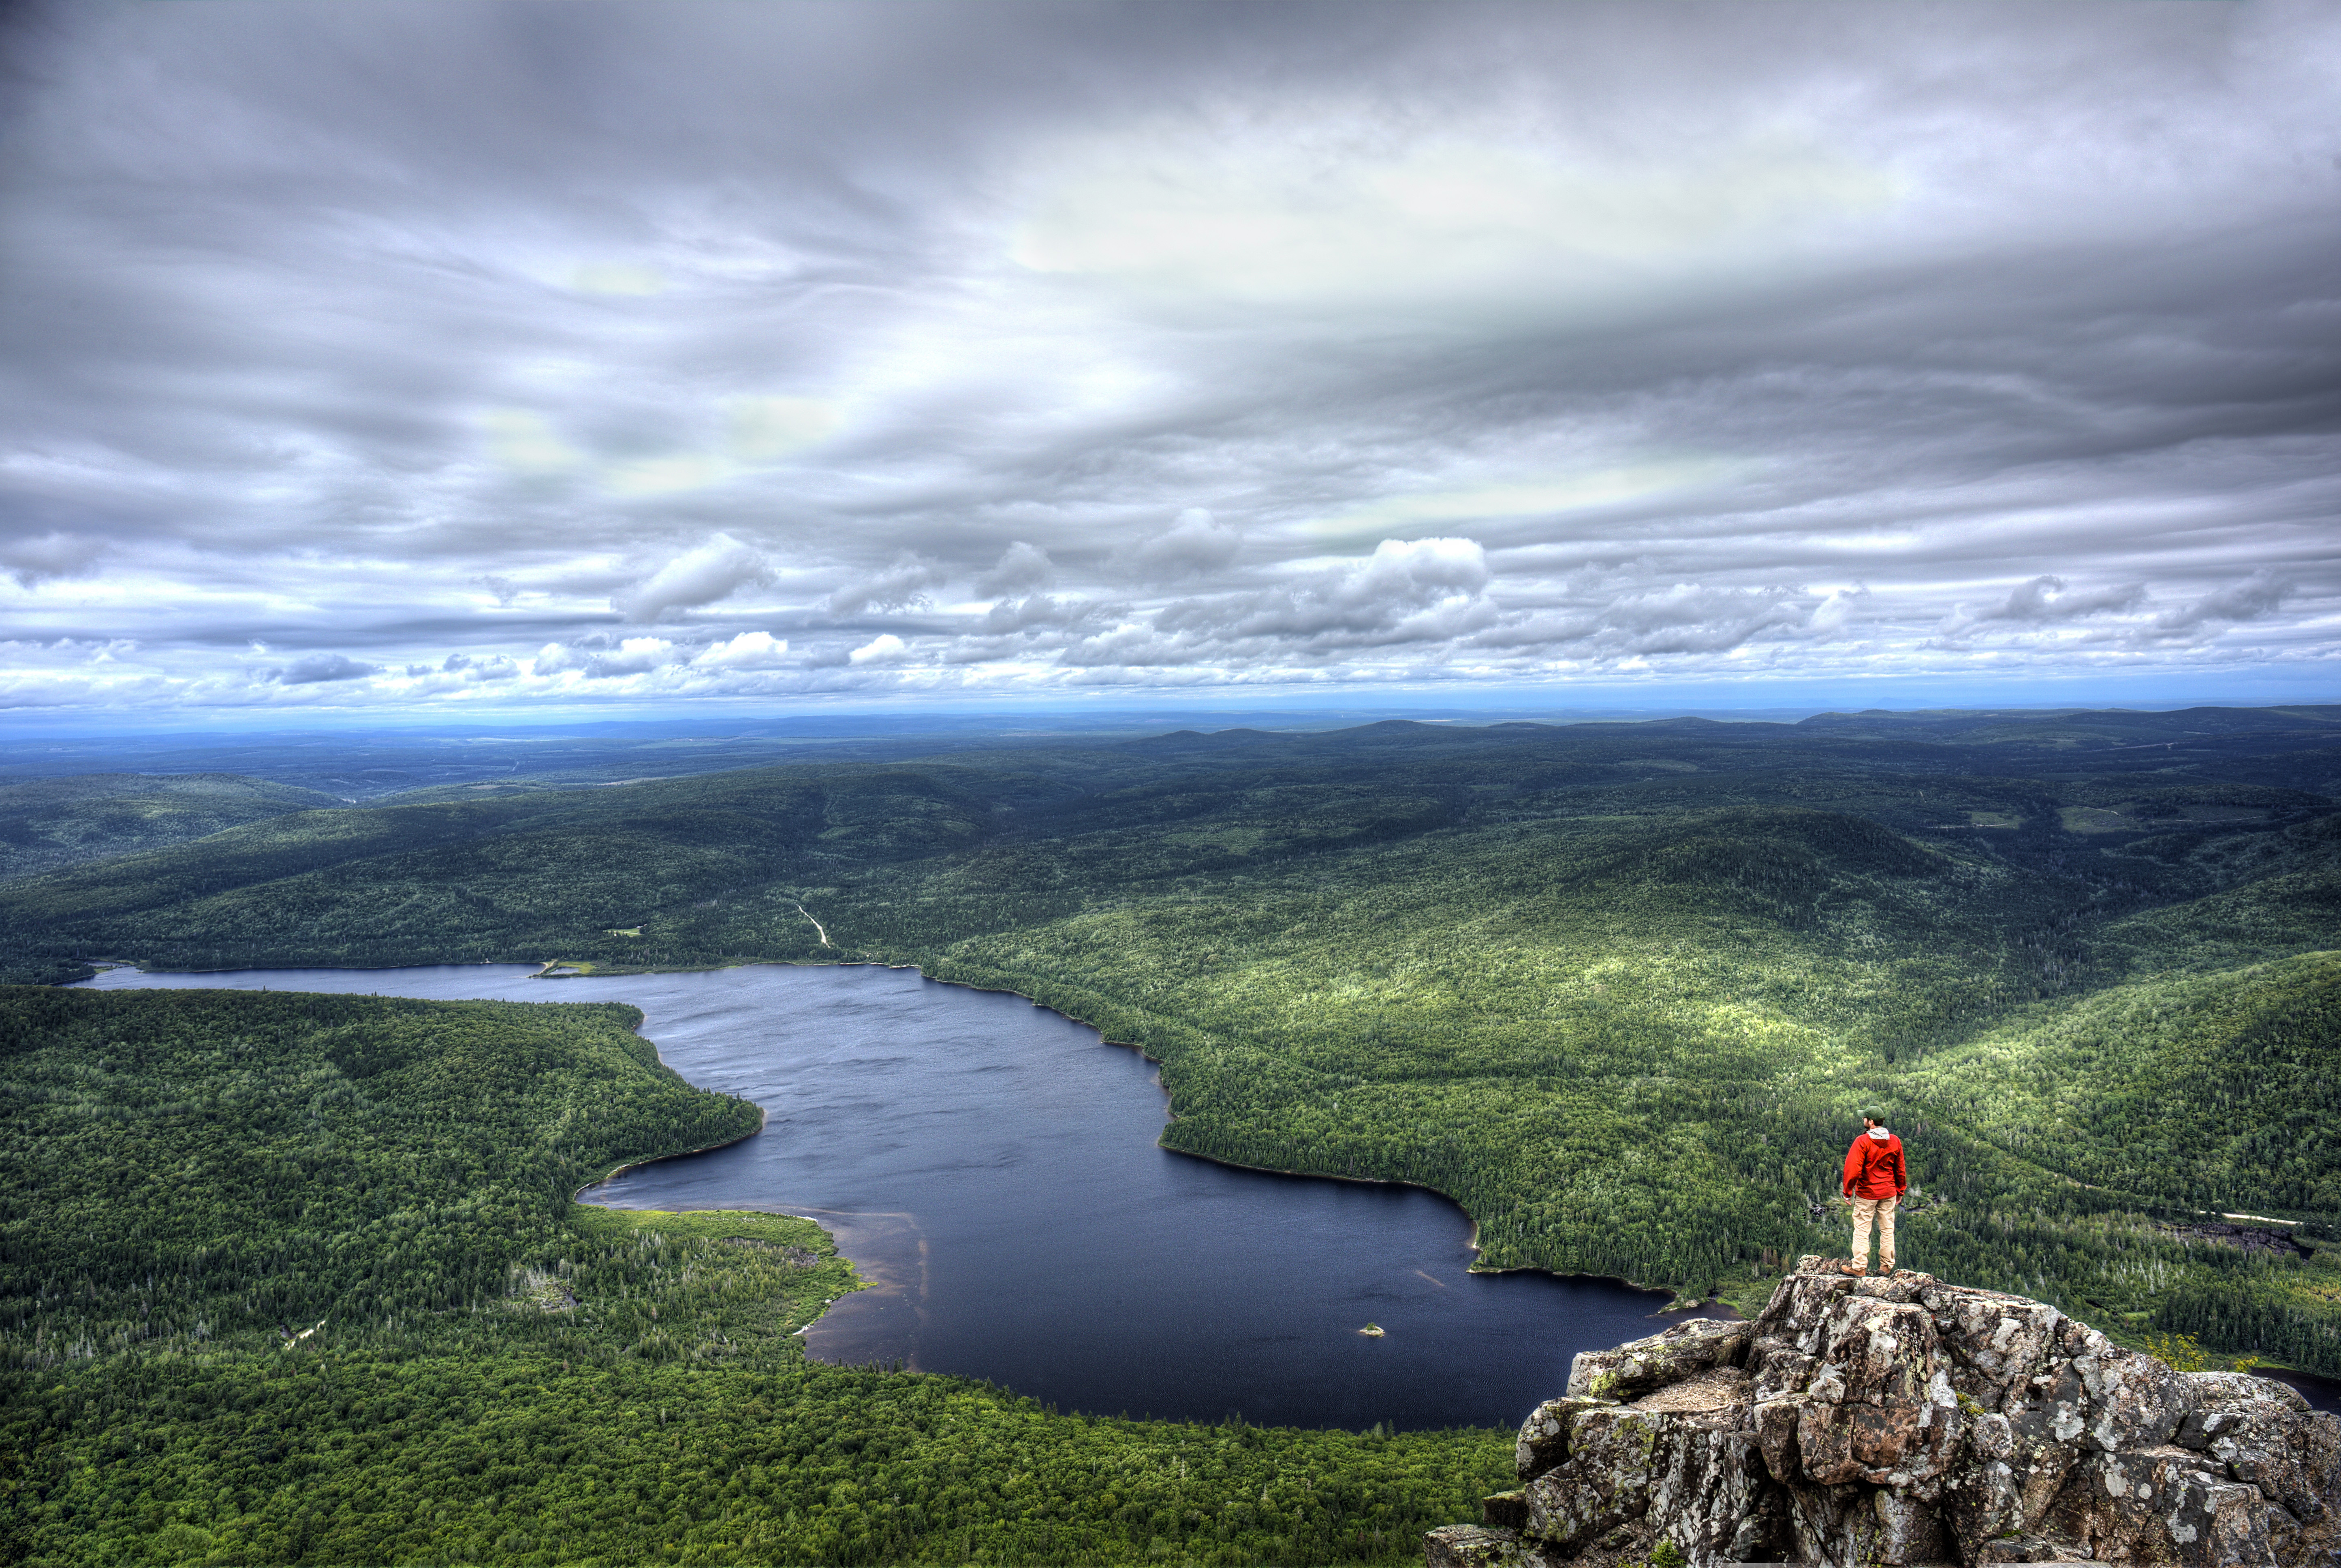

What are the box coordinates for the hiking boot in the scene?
[1838,1260,1867,1276]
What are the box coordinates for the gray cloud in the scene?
[827,553,947,619]
[2144,569,2297,639]
[442,652,519,681]
[1472,584,1824,659]
[1119,510,1243,583]
[1938,575,2148,637]
[981,594,1099,634]
[0,531,103,588]
[1064,538,1494,667]
[976,541,1057,598]
[0,0,2335,711]
[533,635,684,679]
[276,653,380,685]
[611,534,771,622]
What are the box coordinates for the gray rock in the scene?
[1484,1490,1532,1531]
[2070,1343,2189,1452]
[1941,1451,2027,1558]
[1649,1412,1767,1565]
[1921,1289,2071,1414]
[1755,1395,1809,1486]
[1974,1533,2082,1562]
[1748,1336,1822,1402]
[1778,1476,1871,1568]
[1728,1483,1796,1562]
[1860,1487,1951,1565]
[1434,1267,2338,1568]
[1795,1392,1966,1491]
[2207,1405,2333,1528]
[1425,1524,1568,1568]
[2046,1447,2284,1566]
[1812,1295,1940,1408]
[2179,1374,2315,1454]
[1568,1318,1757,1403]
[2300,1410,2341,1515]
[2189,1372,2313,1418]
[1523,1407,1668,1553]
[1755,1263,1862,1348]
[1519,1396,1622,1482]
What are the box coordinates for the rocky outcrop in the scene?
[1427,1258,2341,1568]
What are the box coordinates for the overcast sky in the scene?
[2,0,2336,717]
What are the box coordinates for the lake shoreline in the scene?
[95,948,1730,1314]
[573,1103,770,1199]
[758,955,1716,1309]
[79,955,2341,1411]
[849,959,1724,1311]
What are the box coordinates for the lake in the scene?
[79,960,1720,1429]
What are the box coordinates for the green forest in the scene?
[2,705,2337,1563]
[0,772,341,882]
[1,985,1508,1565]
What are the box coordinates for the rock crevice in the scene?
[1429,1258,2339,1568]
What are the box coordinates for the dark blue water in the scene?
[80,961,1696,1428]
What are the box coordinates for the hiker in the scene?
[1841,1108,1907,1277]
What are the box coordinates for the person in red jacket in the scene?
[1841,1108,1907,1277]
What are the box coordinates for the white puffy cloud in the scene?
[534,637,681,679]
[848,633,909,664]
[691,630,792,669]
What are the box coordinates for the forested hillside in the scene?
[1,987,1505,1565]
[2,705,2337,1374]
[0,772,341,881]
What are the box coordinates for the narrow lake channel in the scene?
[81,961,1692,1430]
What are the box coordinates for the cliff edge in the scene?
[1429,1256,2339,1568]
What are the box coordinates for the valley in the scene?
[4,704,2337,1564]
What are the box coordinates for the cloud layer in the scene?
[1,0,2335,712]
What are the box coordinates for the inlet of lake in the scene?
[81,960,1699,1431]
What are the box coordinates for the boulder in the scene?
[1567,1318,1756,1403]
[1794,1391,1966,1489]
[2044,1447,2283,1566]
[1523,1407,1668,1553]
[1425,1524,1568,1568]
[1647,1410,1767,1563]
[1519,1397,1624,1482]
[1430,1258,2337,1568]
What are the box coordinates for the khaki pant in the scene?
[1851,1194,1898,1272]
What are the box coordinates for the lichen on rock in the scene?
[1426,1257,2341,1568]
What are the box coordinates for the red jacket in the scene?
[1844,1126,1906,1200]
